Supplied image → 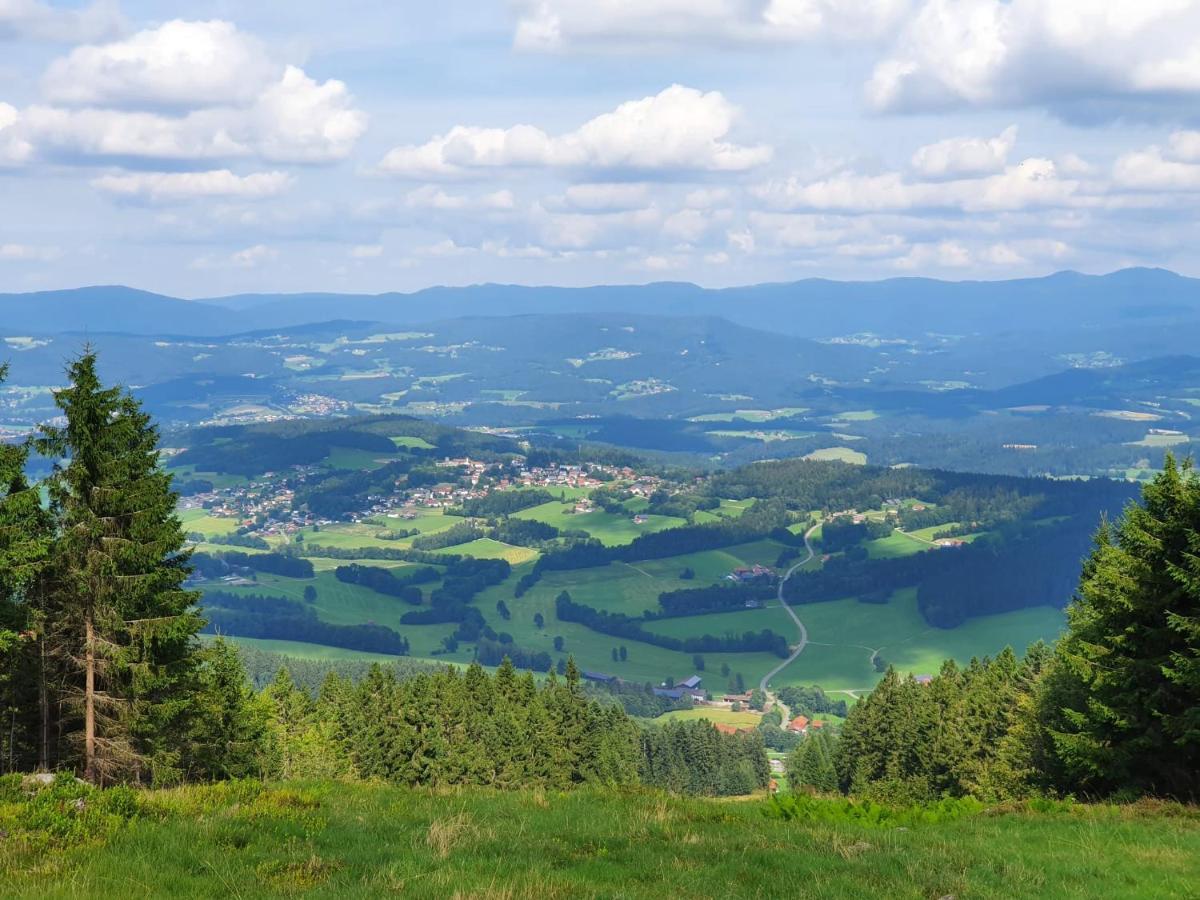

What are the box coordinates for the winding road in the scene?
[759,521,821,707]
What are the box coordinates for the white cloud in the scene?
[90,169,294,201]
[350,244,383,258]
[1112,146,1200,191]
[42,20,275,108]
[0,102,33,165]
[0,0,122,43]
[894,240,970,270]
[756,156,1080,213]
[230,244,276,268]
[0,242,60,261]
[191,243,277,269]
[7,21,366,165]
[512,0,913,50]
[377,85,770,177]
[403,185,516,210]
[250,65,367,163]
[868,1,1200,118]
[911,125,1016,178]
[1168,130,1200,162]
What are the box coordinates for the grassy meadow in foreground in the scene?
[1,781,1197,899]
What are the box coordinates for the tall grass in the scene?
[1,780,1198,898]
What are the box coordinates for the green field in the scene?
[179,508,240,537]
[655,707,763,727]
[512,500,686,546]
[774,588,1066,694]
[862,532,928,559]
[441,537,539,565]
[804,447,868,465]
[390,435,436,449]
[4,781,1196,898]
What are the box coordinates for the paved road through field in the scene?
[759,522,821,710]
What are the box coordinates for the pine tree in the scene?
[36,352,203,783]
[1045,456,1200,799]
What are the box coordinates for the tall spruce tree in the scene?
[1044,455,1200,799]
[37,352,202,784]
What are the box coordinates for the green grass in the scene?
[3,781,1197,898]
[440,538,539,565]
[178,508,240,537]
[862,532,927,559]
[390,435,436,449]
[654,707,763,727]
[512,500,686,546]
[774,588,1066,694]
[804,447,868,465]
[210,569,464,659]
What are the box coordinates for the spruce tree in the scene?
[1045,455,1200,799]
[37,352,202,783]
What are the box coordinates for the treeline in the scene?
[232,644,441,692]
[299,544,461,565]
[785,520,1110,628]
[411,520,480,550]
[475,637,552,672]
[451,489,553,518]
[399,558,511,645]
[334,563,438,604]
[820,458,1200,803]
[555,592,790,657]
[265,660,642,789]
[201,592,410,655]
[776,684,849,719]
[640,720,770,796]
[191,550,314,580]
[655,581,776,617]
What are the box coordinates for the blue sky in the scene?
[3,0,1200,296]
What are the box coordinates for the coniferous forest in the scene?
[0,353,1198,900]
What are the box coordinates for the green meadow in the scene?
[3,781,1196,899]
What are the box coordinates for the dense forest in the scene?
[1,353,1197,809]
[788,458,1200,802]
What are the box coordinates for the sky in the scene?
[3,1,1200,297]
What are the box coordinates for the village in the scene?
[178,453,671,543]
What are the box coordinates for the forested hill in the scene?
[3,267,1198,337]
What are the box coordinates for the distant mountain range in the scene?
[3,267,1199,340]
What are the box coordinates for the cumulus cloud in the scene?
[756,156,1080,213]
[0,0,122,43]
[5,21,366,166]
[511,0,913,50]
[867,1,1200,119]
[42,20,276,108]
[377,85,770,177]
[0,102,34,165]
[90,169,294,201]
[911,125,1017,178]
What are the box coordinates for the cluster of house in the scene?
[726,564,774,583]
[652,674,705,702]
[786,715,827,735]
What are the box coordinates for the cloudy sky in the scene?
[4,0,1200,296]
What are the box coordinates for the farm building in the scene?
[787,716,810,734]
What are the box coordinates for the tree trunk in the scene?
[39,635,49,771]
[84,607,96,783]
